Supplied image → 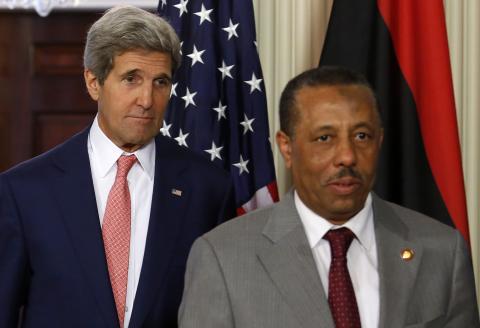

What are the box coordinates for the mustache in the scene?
[326,167,363,183]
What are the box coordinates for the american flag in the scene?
[157,0,278,214]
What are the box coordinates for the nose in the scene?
[137,84,153,109]
[333,138,357,167]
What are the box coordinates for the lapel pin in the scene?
[400,248,414,261]
[171,189,182,196]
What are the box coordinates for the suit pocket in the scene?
[404,315,446,328]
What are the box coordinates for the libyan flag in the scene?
[320,0,470,244]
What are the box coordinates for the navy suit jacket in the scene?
[0,127,235,327]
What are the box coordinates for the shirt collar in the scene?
[89,115,155,180]
[295,191,375,252]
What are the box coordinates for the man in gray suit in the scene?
[178,66,480,328]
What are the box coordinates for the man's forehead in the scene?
[112,50,172,75]
[297,84,373,101]
[295,84,380,125]
[114,49,170,62]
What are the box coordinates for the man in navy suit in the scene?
[0,6,234,327]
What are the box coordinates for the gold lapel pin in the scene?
[171,189,182,196]
[400,248,414,261]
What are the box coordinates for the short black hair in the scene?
[279,66,380,136]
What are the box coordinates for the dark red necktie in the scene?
[324,228,361,328]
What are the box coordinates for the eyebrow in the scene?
[120,69,172,81]
[155,73,173,82]
[120,68,141,78]
[352,122,376,130]
[312,121,376,133]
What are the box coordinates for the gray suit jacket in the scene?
[179,192,479,328]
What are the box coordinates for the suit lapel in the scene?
[129,136,190,327]
[254,192,425,328]
[50,128,118,327]
[257,193,335,328]
[372,195,423,328]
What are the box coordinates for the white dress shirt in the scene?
[88,116,155,328]
[295,191,379,328]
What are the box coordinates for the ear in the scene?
[84,69,100,101]
[276,130,293,169]
[378,128,384,148]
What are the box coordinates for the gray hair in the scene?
[84,5,181,84]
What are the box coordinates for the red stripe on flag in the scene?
[377,0,469,243]
[236,181,278,216]
[267,181,279,202]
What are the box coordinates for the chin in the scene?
[129,132,155,143]
[329,202,362,218]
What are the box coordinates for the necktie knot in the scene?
[116,155,137,178]
[324,227,355,259]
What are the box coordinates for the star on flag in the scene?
[194,4,213,25]
[158,0,278,214]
